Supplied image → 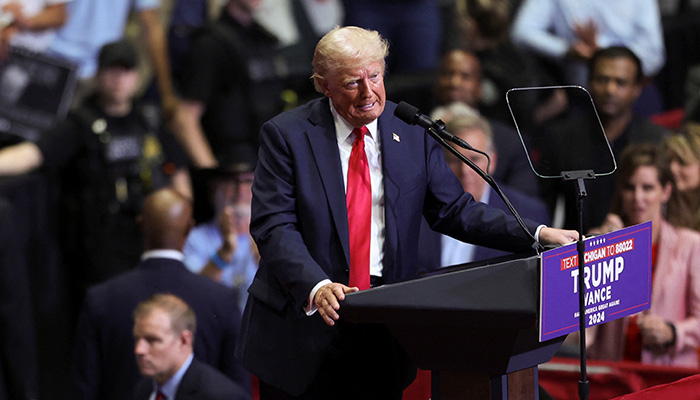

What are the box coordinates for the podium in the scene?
[342,254,564,400]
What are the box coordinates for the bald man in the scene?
[69,188,250,400]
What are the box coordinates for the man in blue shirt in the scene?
[184,160,258,313]
[46,0,177,115]
[510,0,665,85]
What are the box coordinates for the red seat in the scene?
[402,369,431,400]
[650,108,685,130]
[540,357,700,399]
[610,373,700,400]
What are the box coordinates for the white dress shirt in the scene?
[306,100,386,314]
[141,249,185,262]
[440,187,492,267]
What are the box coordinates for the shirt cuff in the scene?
[304,279,332,316]
[535,224,545,244]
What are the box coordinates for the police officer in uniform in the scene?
[0,39,188,294]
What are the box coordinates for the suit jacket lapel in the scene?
[378,112,399,277]
[303,102,404,276]
[306,99,351,266]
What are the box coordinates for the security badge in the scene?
[92,118,109,142]
[91,117,151,204]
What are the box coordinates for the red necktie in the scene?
[347,126,371,290]
[155,391,166,400]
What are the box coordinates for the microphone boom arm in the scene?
[425,124,543,252]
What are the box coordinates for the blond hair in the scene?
[664,124,700,231]
[133,293,197,338]
[663,125,700,166]
[311,26,389,92]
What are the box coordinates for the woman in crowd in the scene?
[587,143,700,367]
[664,125,700,232]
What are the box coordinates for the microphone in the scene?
[394,101,435,129]
[394,101,473,150]
[394,102,541,251]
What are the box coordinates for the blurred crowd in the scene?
[0,0,700,398]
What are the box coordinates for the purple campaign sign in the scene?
[539,221,652,342]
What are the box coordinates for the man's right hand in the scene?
[219,205,238,255]
[313,283,359,326]
[200,206,239,282]
[568,20,598,60]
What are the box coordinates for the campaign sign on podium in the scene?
[539,221,652,342]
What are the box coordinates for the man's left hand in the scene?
[539,226,578,247]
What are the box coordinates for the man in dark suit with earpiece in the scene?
[133,293,249,400]
[69,188,249,400]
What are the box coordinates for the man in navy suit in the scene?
[235,26,578,400]
[69,188,249,400]
[133,293,249,400]
[418,110,553,268]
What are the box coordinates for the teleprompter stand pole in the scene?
[562,169,595,400]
